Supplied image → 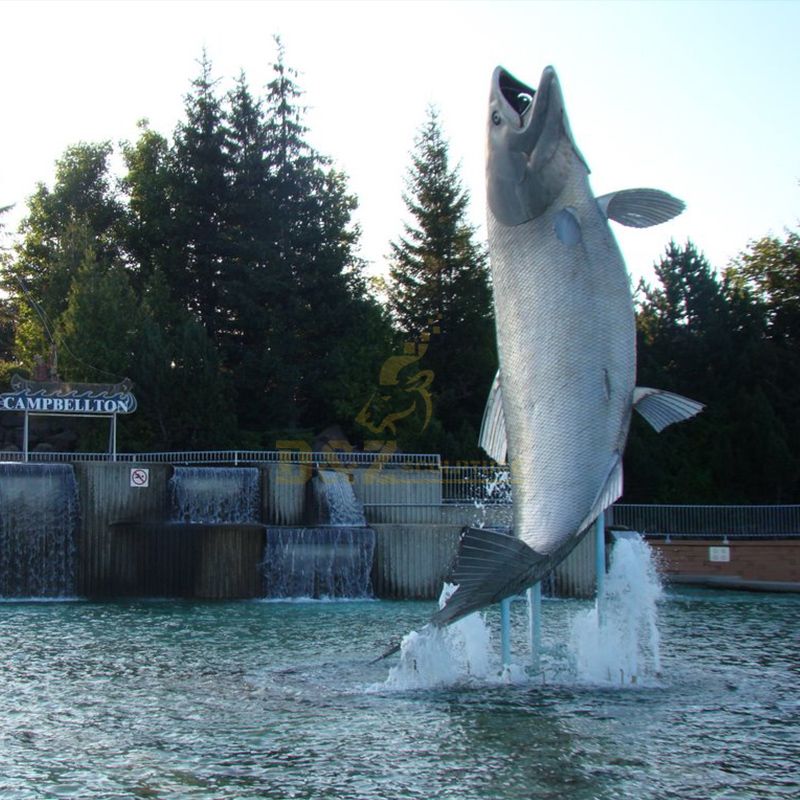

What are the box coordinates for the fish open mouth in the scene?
[494,66,557,154]
[498,69,536,122]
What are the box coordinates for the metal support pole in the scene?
[500,597,512,667]
[527,582,542,671]
[595,512,606,625]
[23,412,29,463]
[109,414,117,462]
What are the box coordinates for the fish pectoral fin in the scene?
[479,370,508,463]
[554,207,582,245]
[576,455,624,538]
[431,527,547,627]
[633,387,704,432]
[597,189,685,228]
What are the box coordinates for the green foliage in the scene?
[3,43,797,488]
[8,142,123,315]
[57,249,138,382]
[386,107,496,460]
[626,238,800,503]
[727,229,800,345]
[1,43,392,452]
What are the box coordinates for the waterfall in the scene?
[312,469,367,527]
[0,463,78,597]
[170,467,260,524]
[263,526,375,599]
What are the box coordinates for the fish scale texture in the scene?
[488,168,635,555]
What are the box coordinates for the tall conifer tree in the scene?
[171,50,231,340]
[259,38,377,433]
[387,107,496,458]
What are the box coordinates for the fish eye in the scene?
[491,111,502,126]
[516,93,533,113]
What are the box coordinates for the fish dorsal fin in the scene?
[597,189,685,228]
[576,454,624,538]
[479,370,508,463]
[633,387,704,432]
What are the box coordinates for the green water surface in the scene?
[0,591,797,799]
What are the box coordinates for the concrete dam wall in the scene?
[0,461,598,600]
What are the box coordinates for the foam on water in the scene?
[381,533,664,690]
[383,584,497,690]
[565,532,663,686]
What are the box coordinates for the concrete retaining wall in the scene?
[107,522,265,598]
[262,462,308,525]
[2,460,599,600]
[76,462,171,596]
[371,524,462,599]
[550,527,597,599]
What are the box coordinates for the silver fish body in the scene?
[490,172,634,555]
[431,65,700,627]
[488,68,634,555]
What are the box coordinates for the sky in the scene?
[1,0,798,287]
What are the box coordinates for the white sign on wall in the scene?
[130,468,150,488]
[708,546,730,563]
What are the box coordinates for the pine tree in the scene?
[171,50,231,339]
[387,107,496,459]
[222,71,277,425]
[627,239,799,503]
[57,246,139,383]
[131,268,237,450]
[258,39,386,435]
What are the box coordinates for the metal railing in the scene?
[609,504,800,539]
[0,448,441,468]
[2,449,798,538]
[441,465,512,505]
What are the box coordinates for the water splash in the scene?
[380,534,664,690]
[383,584,496,689]
[566,533,663,686]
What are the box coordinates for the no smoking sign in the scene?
[130,468,150,488]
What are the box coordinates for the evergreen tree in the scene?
[222,71,277,426]
[626,239,798,503]
[170,50,232,339]
[257,39,389,436]
[387,107,496,459]
[725,229,800,499]
[131,268,237,450]
[120,120,182,296]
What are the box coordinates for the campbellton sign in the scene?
[0,375,137,415]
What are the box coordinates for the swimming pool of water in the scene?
[0,589,797,799]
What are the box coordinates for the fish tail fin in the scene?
[431,527,548,627]
[371,641,401,663]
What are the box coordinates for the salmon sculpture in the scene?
[431,66,702,626]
